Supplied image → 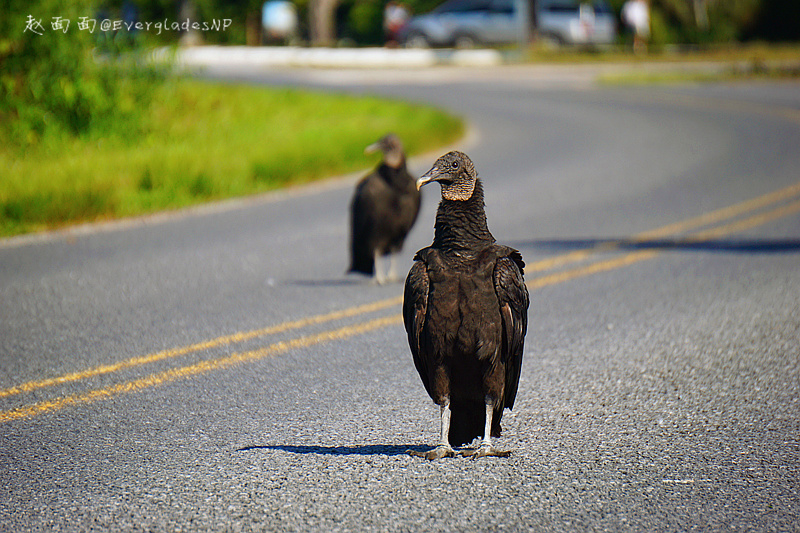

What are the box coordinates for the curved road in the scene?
[1,66,799,530]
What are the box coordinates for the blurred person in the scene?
[262,0,299,44]
[384,1,410,47]
[178,0,202,47]
[622,0,649,54]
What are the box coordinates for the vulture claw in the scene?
[460,445,512,459]
[407,445,456,460]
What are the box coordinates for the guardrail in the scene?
[163,45,504,68]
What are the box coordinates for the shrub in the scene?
[0,0,165,147]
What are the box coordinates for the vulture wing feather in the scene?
[493,250,529,410]
[403,259,433,398]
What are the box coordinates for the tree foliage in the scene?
[609,0,795,45]
[25,0,786,47]
[0,0,165,147]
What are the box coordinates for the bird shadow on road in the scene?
[235,444,429,456]
[288,279,364,287]
[511,237,800,255]
[288,276,407,287]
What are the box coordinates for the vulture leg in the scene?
[460,398,511,458]
[408,402,455,460]
[387,253,399,283]
[373,251,386,285]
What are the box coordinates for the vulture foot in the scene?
[407,445,456,460]
[460,445,512,459]
[372,270,400,285]
[385,272,402,284]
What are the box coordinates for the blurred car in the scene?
[538,0,616,46]
[399,0,616,48]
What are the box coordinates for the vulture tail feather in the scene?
[348,240,375,275]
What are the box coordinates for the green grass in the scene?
[0,80,463,237]
[598,64,800,86]
[519,41,800,86]
[596,55,800,85]
[522,42,800,66]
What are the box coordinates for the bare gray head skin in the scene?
[415,151,477,201]
[365,133,405,169]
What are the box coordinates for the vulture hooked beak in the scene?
[364,141,380,155]
[416,166,443,190]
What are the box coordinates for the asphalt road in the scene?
[2,66,799,531]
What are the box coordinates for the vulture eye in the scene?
[451,161,459,169]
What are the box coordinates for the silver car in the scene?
[399,0,616,48]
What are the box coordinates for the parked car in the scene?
[538,0,616,46]
[399,0,616,48]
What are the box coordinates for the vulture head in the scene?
[365,133,405,169]
[416,151,477,201]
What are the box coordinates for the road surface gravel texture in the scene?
[1,63,799,531]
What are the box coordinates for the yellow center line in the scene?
[687,199,800,241]
[2,181,799,412]
[527,249,660,290]
[635,182,800,240]
[526,197,800,290]
[0,295,402,399]
[525,180,800,273]
[0,315,403,424]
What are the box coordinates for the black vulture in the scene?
[403,151,529,460]
[348,134,421,284]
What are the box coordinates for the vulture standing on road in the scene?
[403,151,529,460]
[348,134,421,284]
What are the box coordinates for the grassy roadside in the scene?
[0,80,463,238]
[522,42,800,65]
[598,62,800,85]
[520,41,800,85]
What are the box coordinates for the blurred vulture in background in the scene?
[348,134,421,284]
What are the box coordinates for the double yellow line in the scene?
[527,182,800,288]
[2,181,800,424]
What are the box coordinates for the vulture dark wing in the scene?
[351,176,380,231]
[493,249,529,410]
[403,256,432,398]
[349,176,382,274]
